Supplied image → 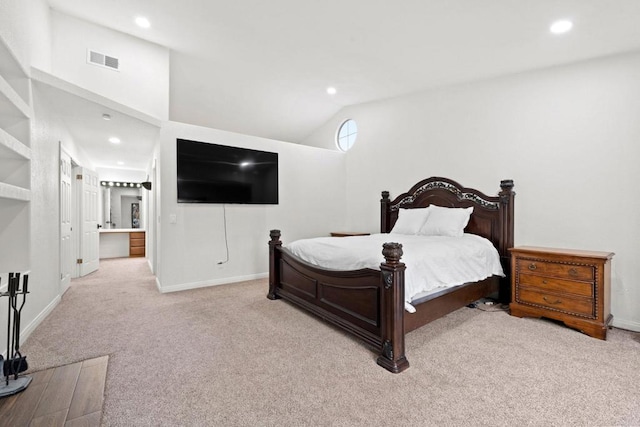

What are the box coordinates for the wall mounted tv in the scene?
[177,138,279,204]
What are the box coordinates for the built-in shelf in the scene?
[0,182,31,202]
[0,35,31,274]
[0,73,31,146]
[0,127,30,160]
[0,74,31,119]
[0,37,30,105]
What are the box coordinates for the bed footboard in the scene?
[268,230,409,373]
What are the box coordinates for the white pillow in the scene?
[390,208,431,235]
[418,205,473,237]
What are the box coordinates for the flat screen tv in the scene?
[177,138,279,204]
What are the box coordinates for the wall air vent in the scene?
[87,49,120,71]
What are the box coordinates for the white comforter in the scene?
[285,233,504,312]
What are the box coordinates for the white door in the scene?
[60,148,73,293]
[77,167,100,276]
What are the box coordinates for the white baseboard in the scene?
[158,272,268,294]
[20,294,61,346]
[612,318,640,332]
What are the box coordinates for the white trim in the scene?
[158,273,268,294]
[612,318,640,333]
[20,295,61,346]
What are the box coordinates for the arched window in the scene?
[336,119,357,151]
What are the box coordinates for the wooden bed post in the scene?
[267,229,282,300]
[377,242,410,373]
[380,191,390,233]
[498,179,515,303]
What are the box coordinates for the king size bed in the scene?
[267,177,515,373]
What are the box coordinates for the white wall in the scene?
[96,167,146,183]
[19,83,76,340]
[305,51,640,331]
[51,10,170,120]
[0,0,51,71]
[0,0,62,349]
[156,121,347,292]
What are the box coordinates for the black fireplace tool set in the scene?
[0,272,31,397]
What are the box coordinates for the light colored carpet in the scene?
[22,257,640,426]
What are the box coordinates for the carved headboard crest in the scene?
[389,180,500,211]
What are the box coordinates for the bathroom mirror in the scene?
[101,184,144,230]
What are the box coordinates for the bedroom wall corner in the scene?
[328,51,640,331]
[155,121,347,292]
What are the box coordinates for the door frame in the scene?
[59,144,73,292]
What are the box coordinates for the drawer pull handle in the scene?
[568,268,578,277]
[542,280,548,284]
[528,263,537,271]
[543,296,562,305]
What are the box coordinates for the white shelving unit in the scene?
[0,36,32,274]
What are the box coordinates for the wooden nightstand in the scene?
[509,246,614,340]
[330,232,370,237]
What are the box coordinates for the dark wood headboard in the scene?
[380,177,515,300]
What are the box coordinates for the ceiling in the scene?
[44,0,640,172]
[33,75,161,173]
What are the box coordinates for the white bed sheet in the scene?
[285,233,504,312]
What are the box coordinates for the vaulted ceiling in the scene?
[44,0,640,169]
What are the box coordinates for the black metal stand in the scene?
[0,272,32,397]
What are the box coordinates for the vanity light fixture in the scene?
[101,181,142,188]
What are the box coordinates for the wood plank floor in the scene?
[0,356,108,426]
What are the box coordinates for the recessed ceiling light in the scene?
[135,16,151,29]
[550,19,573,34]
[327,87,337,95]
[117,161,124,165]
[102,113,111,120]
[109,137,121,144]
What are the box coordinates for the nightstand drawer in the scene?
[516,258,593,281]
[518,288,594,317]
[518,273,593,297]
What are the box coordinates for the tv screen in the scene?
[177,138,279,204]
